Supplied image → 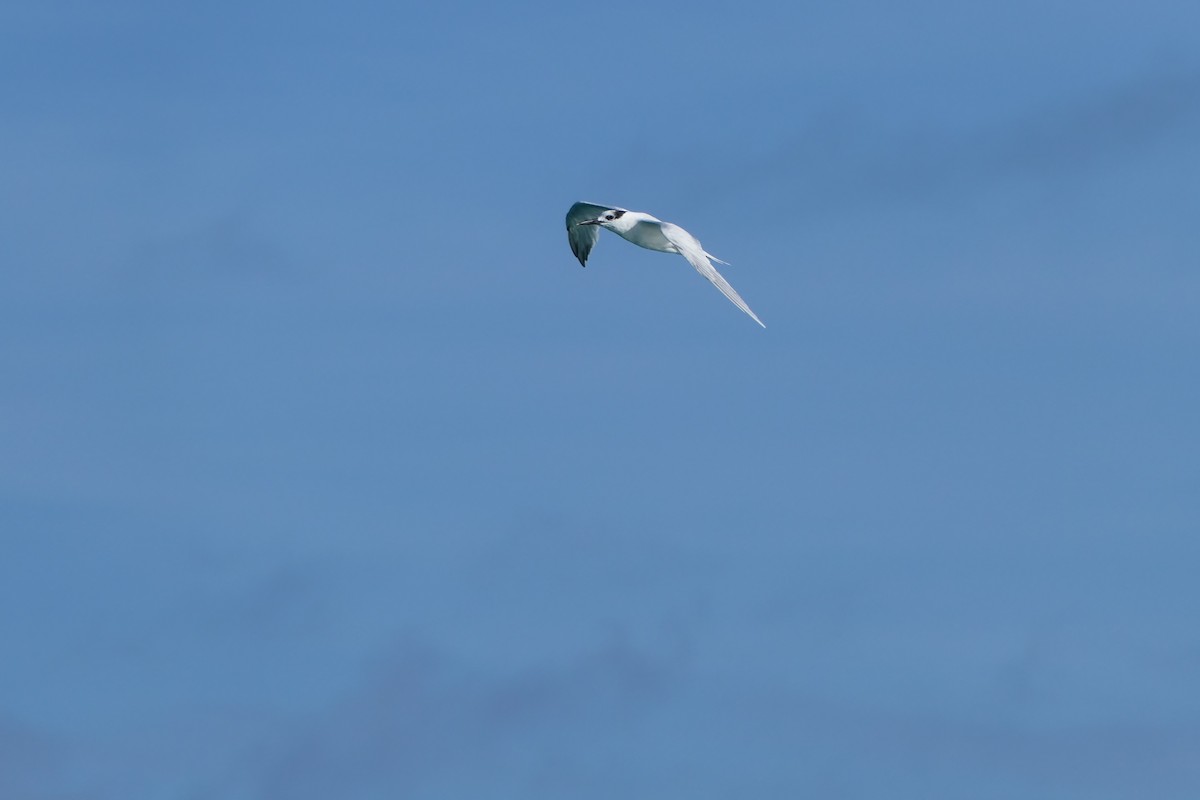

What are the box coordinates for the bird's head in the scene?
[579,208,627,228]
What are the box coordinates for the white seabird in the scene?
[566,201,765,328]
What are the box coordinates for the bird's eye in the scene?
[605,214,615,220]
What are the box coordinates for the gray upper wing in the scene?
[565,201,620,267]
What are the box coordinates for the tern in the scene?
[565,201,765,328]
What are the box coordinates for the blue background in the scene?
[2,2,1199,797]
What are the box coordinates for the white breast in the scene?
[611,216,677,254]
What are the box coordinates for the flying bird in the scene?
[565,202,765,328]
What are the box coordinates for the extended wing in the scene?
[565,201,622,267]
[662,224,766,328]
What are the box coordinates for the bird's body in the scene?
[565,201,765,328]
[601,212,675,252]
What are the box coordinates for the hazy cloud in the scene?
[208,633,680,800]
[710,66,1200,211]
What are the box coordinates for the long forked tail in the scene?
[686,249,765,327]
[665,225,764,327]
[704,251,731,266]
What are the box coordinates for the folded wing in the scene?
[565,201,619,267]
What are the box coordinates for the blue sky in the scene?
[2,1,1199,797]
